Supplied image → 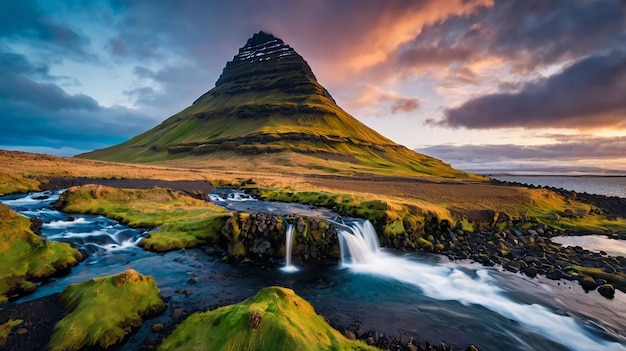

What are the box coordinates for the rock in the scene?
[366,337,375,345]
[249,311,262,330]
[151,323,164,333]
[17,328,28,335]
[597,284,615,298]
[406,343,419,351]
[186,277,197,285]
[546,268,563,280]
[466,345,479,351]
[344,330,356,340]
[580,275,597,291]
[523,266,537,278]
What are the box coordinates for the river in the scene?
[1,190,625,351]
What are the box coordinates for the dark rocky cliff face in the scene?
[195,31,334,102]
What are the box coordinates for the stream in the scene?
[1,190,625,351]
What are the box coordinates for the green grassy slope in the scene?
[158,286,378,351]
[0,204,83,303]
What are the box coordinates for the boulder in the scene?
[597,284,615,298]
[523,266,537,278]
[580,275,597,291]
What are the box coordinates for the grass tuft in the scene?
[158,286,378,351]
[48,269,166,351]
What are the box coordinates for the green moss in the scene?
[56,185,231,252]
[0,204,83,302]
[48,269,166,351]
[0,319,23,347]
[416,237,433,250]
[158,286,378,351]
[384,220,406,237]
[573,266,626,293]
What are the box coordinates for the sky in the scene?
[1,0,625,174]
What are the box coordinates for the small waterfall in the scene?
[281,223,298,272]
[337,220,380,265]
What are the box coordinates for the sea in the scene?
[490,175,626,198]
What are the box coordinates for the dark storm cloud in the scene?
[436,51,626,129]
[0,51,99,111]
[0,0,92,60]
[0,50,154,154]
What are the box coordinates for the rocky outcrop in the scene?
[221,212,339,263]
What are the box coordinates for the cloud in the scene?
[416,136,626,173]
[0,0,92,60]
[0,50,154,154]
[434,51,626,129]
[0,51,99,111]
[341,84,421,115]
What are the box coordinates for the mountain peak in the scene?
[245,31,281,47]
[208,31,321,98]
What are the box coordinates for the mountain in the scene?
[80,31,473,179]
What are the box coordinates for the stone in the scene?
[344,330,356,340]
[406,343,419,351]
[597,284,615,298]
[523,266,537,278]
[151,323,164,333]
[580,275,597,291]
[249,311,262,330]
[546,268,563,280]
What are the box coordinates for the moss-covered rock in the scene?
[0,204,83,303]
[158,286,378,351]
[48,269,166,351]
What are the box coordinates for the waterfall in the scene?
[335,219,625,351]
[337,220,380,265]
[281,223,298,272]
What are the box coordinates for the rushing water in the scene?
[2,191,626,351]
[492,175,626,198]
[337,221,626,351]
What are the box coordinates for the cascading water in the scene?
[337,220,380,264]
[337,220,626,351]
[281,223,298,272]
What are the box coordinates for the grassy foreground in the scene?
[55,185,231,251]
[158,286,378,351]
[49,269,166,351]
[0,204,83,303]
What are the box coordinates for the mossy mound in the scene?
[48,269,166,351]
[55,185,231,252]
[158,286,378,351]
[0,204,83,303]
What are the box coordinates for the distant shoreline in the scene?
[485,173,626,178]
